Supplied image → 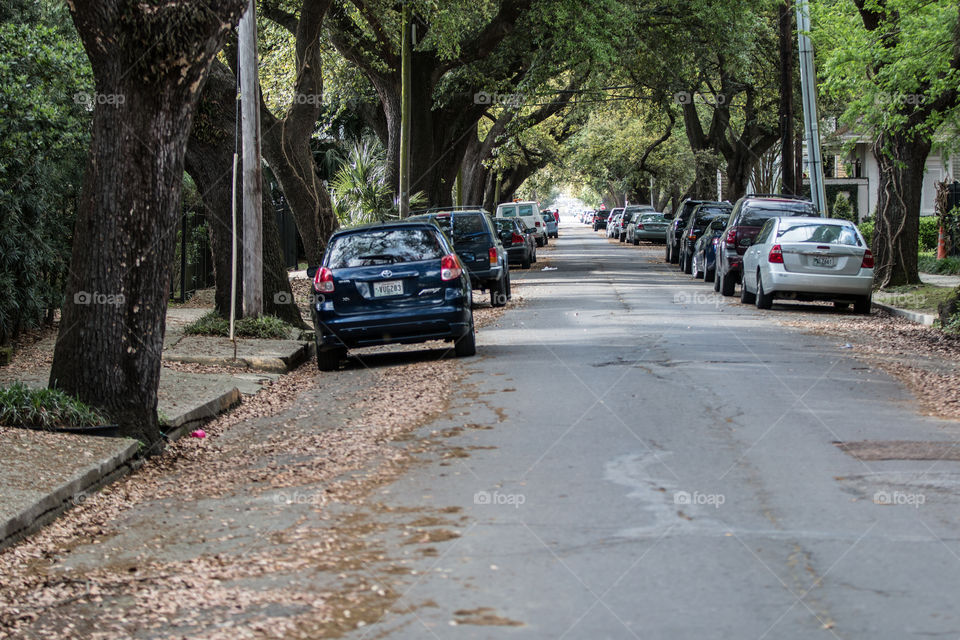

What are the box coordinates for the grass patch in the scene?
[874,283,955,314]
[0,382,107,429]
[183,312,292,339]
[917,251,960,275]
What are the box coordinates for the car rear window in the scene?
[327,227,444,268]
[517,204,535,217]
[493,219,516,233]
[695,207,731,224]
[596,211,609,219]
[741,205,817,227]
[640,213,663,222]
[777,222,862,246]
[432,215,488,242]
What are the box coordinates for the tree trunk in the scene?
[872,132,931,287]
[185,63,303,327]
[51,0,245,447]
[778,0,797,195]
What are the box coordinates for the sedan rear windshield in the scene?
[596,211,610,219]
[327,228,444,268]
[493,219,518,233]
[741,206,817,227]
[777,222,862,246]
[433,215,488,242]
[695,208,731,223]
[640,213,664,222]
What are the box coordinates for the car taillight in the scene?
[725,228,737,248]
[441,254,463,281]
[489,247,498,265]
[535,221,541,227]
[768,244,783,264]
[862,249,874,269]
[637,224,644,230]
[688,233,697,241]
[313,266,334,293]
[511,232,525,244]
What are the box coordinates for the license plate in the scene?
[812,256,836,267]
[373,280,404,297]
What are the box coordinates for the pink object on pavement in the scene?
[190,429,207,439]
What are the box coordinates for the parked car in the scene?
[739,216,873,313]
[309,221,475,371]
[493,217,537,269]
[606,208,625,238]
[583,210,596,224]
[541,212,559,239]
[678,202,732,274]
[408,209,511,307]
[497,201,548,246]
[593,210,610,230]
[715,194,820,296]
[618,205,655,242]
[665,199,706,264]
[627,211,669,244]
[691,215,729,281]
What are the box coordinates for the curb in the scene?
[873,302,935,326]
[165,342,314,374]
[163,387,242,442]
[0,438,139,551]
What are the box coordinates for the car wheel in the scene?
[544,235,549,246]
[633,235,639,246]
[740,275,756,304]
[683,251,693,275]
[854,295,872,315]
[756,272,773,309]
[693,255,704,279]
[670,242,680,264]
[521,253,531,269]
[720,268,736,296]
[665,243,671,261]
[316,348,343,372]
[491,277,508,307]
[713,266,722,291]
[619,233,626,242]
[506,272,512,300]
[454,323,477,357]
[704,264,714,282]
[531,246,537,263]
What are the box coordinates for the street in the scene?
[4,221,960,639]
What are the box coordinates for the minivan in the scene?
[496,201,548,247]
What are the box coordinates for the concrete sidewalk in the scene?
[0,308,314,551]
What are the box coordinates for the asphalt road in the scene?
[347,220,960,639]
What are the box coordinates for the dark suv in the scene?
[593,210,610,231]
[665,199,706,264]
[715,194,820,296]
[309,221,475,371]
[408,209,510,307]
[678,202,732,274]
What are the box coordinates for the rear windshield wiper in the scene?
[357,254,397,264]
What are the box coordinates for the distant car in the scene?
[408,210,511,307]
[606,208,625,238]
[309,221,475,371]
[678,202,732,274]
[497,201,548,246]
[627,211,669,244]
[493,217,537,269]
[616,205,654,242]
[593,210,610,230]
[541,212,559,239]
[715,194,820,297]
[583,210,596,224]
[739,216,873,313]
[665,199,706,264]
[691,215,729,281]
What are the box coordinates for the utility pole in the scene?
[796,0,827,215]
[239,0,263,316]
[398,3,412,216]
[779,0,796,195]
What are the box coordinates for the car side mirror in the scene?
[663,213,675,220]
[306,265,319,279]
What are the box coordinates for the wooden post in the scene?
[398,3,411,216]
[239,0,263,317]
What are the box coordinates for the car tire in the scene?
[491,277,508,307]
[683,251,693,275]
[670,242,680,264]
[713,266,722,291]
[693,255,704,279]
[633,236,639,246]
[316,348,343,372]
[454,324,477,357]
[854,295,872,315]
[619,233,626,242]
[704,265,714,282]
[755,273,773,309]
[720,268,736,296]
[740,276,756,304]
[521,253,531,269]
[531,247,537,264]
[544,235,549,246]
[665,243,672,261]
[506,272,512,300]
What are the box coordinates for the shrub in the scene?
[831,193,855,222]
[0,382,106,429]
[918,251,960,275]
[183,312,292,339]
[919,217,940,251]
[858,219,874,247]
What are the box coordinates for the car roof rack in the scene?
[745,193,811,200]
[408,205,490,215]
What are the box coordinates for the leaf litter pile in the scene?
[778,309,960,420]
[0,299,513,639]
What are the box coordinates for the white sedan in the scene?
[739,216,874,313]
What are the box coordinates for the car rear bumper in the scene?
[765,269,874,297]
[505,246,528,263]
[313,303,472,350]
